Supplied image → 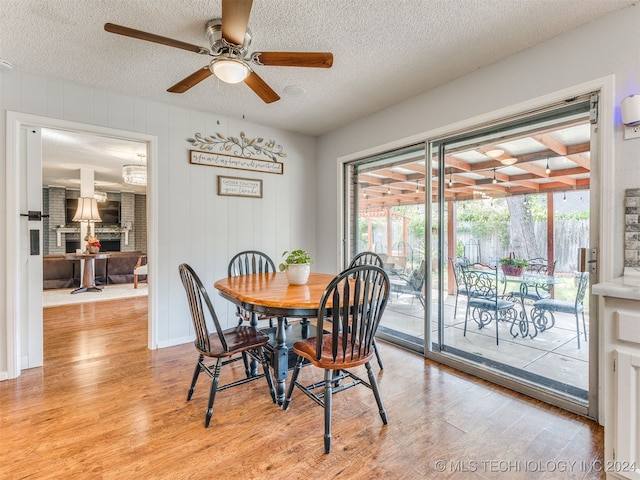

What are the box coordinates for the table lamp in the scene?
[72,197,102,251]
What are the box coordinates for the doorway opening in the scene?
[5,111,158,379]
[41,128,149,306]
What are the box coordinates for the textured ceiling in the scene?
[0,0,634,193]
[1,0,635,137]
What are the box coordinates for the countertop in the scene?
[592,268,640,301]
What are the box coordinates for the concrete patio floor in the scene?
[379,292,589,399]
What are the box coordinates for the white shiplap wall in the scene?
[0,70,317,375]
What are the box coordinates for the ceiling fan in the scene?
[104,0,333,104]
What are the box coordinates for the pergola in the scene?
[353,118,591,290]
[357,117,590,208]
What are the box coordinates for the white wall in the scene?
[0,72,316,376]
[315,4,640,275]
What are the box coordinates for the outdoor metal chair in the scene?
[282,265,390,453]
[178,263,276,427]
[530,272,589,348]
[463,263,518,345]
[449,257,469,319]
[390,259,425,307]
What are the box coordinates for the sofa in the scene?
[43,251,145,290]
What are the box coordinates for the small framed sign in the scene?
[217,176,263,198]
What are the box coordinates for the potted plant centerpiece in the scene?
[499,253,528,277]
[279,249,313,285]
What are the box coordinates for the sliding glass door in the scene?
[430,96,595,412]
[344,93,598,414]
[344,145,427,351]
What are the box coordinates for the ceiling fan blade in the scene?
[221,0,253,45]
[255,52,334,68]
[104,23,207,55]
[244,71,280,104]
[167,67,213,93]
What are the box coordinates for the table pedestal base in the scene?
[262,319,317,405]
[65,255,107,294]
[71,285,104,294]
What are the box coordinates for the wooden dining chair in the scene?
[228,250,279,328]
[349,251,384,268]
[178,263,276,427]
[348,251,385,369]
[283,265,390,453]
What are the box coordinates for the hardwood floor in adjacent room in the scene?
[1,298,604,479]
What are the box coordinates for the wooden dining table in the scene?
[214,271,336,405]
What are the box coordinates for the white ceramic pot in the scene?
[285,263,311,285]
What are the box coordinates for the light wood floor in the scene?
[1,297,605,479]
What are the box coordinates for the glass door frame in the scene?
[339,76,616,421]
[425,97,600,418]
[342,144,427,354]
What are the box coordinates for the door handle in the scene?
[577,248,597,274]
[20,211,49,221]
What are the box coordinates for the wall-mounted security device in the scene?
[621,94,640,140]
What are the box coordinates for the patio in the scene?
[379,289,589,400]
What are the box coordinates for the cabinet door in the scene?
[615,350,640,480]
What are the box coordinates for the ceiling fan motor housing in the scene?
[205,18,252,55]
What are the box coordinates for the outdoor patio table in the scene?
[502,273,563,339]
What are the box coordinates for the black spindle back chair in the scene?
[228,250,279,328]
[178,263,276,427]
[283,265,390,453]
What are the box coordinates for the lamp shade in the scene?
[72,197,102,222]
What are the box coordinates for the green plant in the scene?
[499,254,529,268]
[279,249,313,271]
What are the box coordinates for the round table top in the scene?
[63,252,111,260]
[214,272,335,315]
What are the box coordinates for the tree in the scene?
[505,196,538,259]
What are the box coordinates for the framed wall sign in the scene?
[190,150,283,175]
[217,176,263,198]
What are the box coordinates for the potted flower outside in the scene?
[499,253,528,277]
[279,249,313,285]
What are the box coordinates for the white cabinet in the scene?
[597,294,640,480]
[614,350,640,480]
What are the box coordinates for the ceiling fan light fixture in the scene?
[211,56,249,84]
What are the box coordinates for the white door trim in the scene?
[5,111,159,379]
